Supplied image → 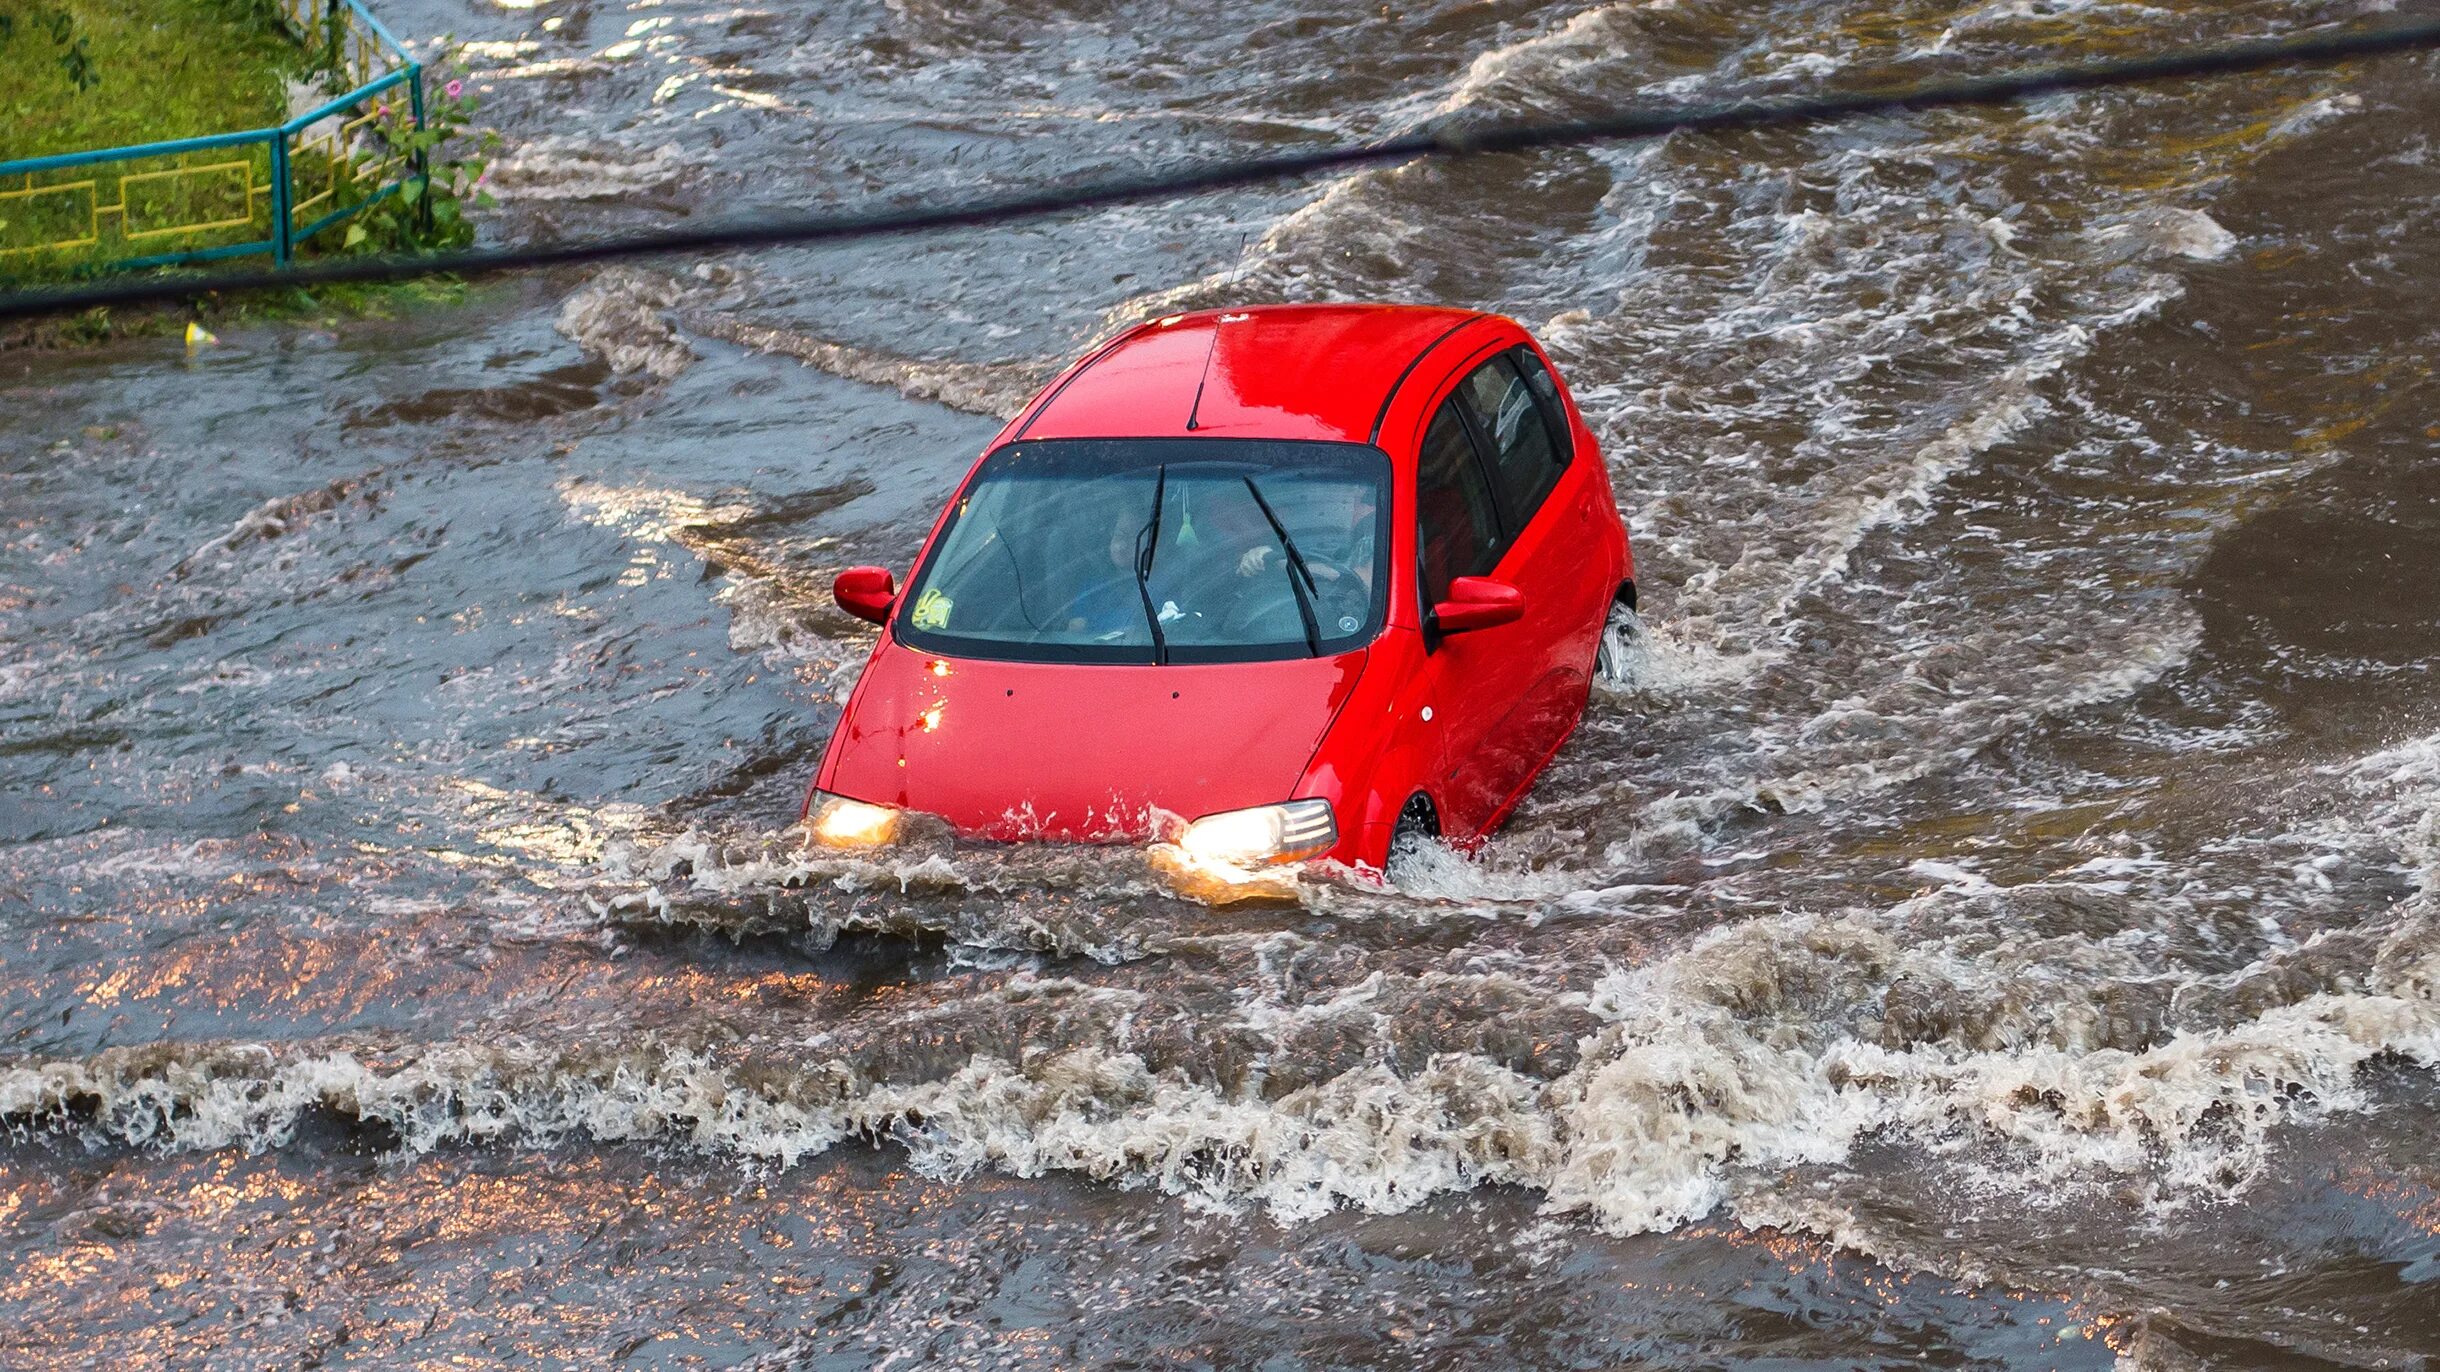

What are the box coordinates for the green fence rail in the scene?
[0,0,425,276]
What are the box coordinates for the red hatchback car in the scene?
[806,304,1636,872]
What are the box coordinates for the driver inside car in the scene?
[1067,482,1338,645]
[1062,500,1183,641]
[1227,484,1377,637]
[1234,487,1375,587]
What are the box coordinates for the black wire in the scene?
[4,18,2437,322]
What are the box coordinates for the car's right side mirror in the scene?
[833,566,897,625]
[1431,576,1524,635]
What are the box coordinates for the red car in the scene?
[806,304,1636,872]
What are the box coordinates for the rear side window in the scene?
[1456,353,1566,529]
[1415,401,1501,604]
[1510,347,1574,463]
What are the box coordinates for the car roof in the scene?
[1011,304,1491,448]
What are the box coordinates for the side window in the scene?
[1456,354,1565,528]
[1509,346,1574,464]
[1415,400,1501,605]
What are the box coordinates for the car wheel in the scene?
[1592,598,1643,689]
[1389,795,1439,866]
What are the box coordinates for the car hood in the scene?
[820,641,1367,840]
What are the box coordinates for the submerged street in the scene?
[3,0,2439,1364]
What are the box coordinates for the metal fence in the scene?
[0,0,425,277]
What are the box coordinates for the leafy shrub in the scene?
[334,54,499,255]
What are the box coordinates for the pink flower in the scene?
[376,101,390,116]
[445,79,463,98]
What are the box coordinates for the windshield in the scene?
[895,439,1391,664]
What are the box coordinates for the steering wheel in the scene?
[1218,579,1308,640]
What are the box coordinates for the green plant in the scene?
[335,49,497,255]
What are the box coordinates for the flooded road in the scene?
[4,0,2439,1365]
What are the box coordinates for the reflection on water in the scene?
[3,0,2440,1364]
[0,1141,2123,1367]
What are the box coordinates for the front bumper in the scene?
[803,792,1338,867]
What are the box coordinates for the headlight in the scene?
[807,789,900,849]
[1175,799,1337,865]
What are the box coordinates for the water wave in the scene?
[12,877,2431,1241]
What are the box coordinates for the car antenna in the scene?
[1183,316,1223,431]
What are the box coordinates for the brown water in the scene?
[4,0,2438,1365]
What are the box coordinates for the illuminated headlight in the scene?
[807,789,900,849]
[1176,799,1337,866]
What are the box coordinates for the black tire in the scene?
[1389,794,1438,865]
[1593,598,1642,688]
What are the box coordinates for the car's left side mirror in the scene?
[833,566,897,625]
[1431,576,1524,635]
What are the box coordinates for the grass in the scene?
[1,0,308,281]
[1,0,296,160]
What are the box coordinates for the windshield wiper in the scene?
[1135,465,1169,665]
[1241,476,1322,657]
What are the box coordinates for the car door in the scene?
[1412,389,1538,836]
[1444,348,1598,827]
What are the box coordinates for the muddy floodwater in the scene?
[5,0,2440,1366]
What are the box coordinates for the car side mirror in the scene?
[1431,576,1524,635]
[833,566,897,625]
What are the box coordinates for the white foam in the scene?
[2090,207,2238,264]
[681,312,1044,418]
[13,894,2431,1239]
[181,477,362,568]
[1381,839,1584,905]
[1423,4,1643,120]
[556,269,697,381]
[488,136,688,202]
[1590,612,1767,701]
[2341,729,2440,895]
[596,827,1175,961]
